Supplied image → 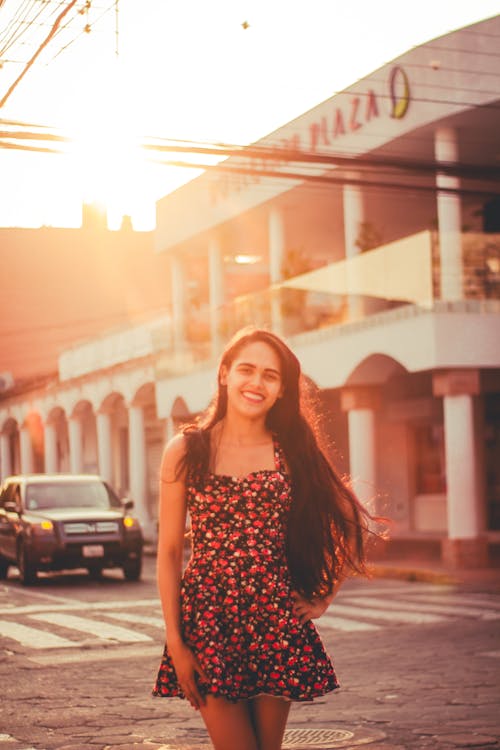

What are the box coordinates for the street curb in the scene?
[368,563,458,585]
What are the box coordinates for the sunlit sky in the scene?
[0,0,499,230]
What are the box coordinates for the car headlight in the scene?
[123,516,139,529]
[32,520,55,536]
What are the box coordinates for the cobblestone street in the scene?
[1,560,499,749]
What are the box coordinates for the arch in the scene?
[345,353,408,387]
[69,400,98,474]
[22,410,44,473]
[0,417,20,478]
[131,382,156,408]
[44,406,70,473]
[171,396,191,419]
[46,405,67,425]
[71,398,95,419]
[1,416,18,435]
[99,390,127,415]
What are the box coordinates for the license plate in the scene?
[82,544,104,558]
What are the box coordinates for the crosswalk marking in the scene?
[344,584,455,597]
[1,587,499,658]
[29,644,162,666]
[318,615,380,632]
[103,611,165,628]
[0,619,77,649]
[341,595,500,620]
[0,598,161,617]
[400,593,500,611]
[329,602,445,624]
[30,612,152,643]
[105,609,381,633]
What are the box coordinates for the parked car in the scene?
[0,474,144,585]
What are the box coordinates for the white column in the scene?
[171,253,186,351]
[97,411,113,484]
[347,408,377,509]
[128,405,148,526]
[44,422,58,473]
[19,426,33,474]
[433,369,487,568]
[68,418,83,474]
[269,208,285,334]
[434,127,463,301]
[342,386,379,513]
[208,237,224,358]
[443,394,480,539]
[343,177,365,319]
[0,433,12,480]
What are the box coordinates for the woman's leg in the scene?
[198,694,259,750]
[249,695,291,750]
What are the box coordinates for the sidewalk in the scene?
[367,535,500,587]
[369,555,500,587]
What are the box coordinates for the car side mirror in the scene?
[122,498,134,511]
[4,500,19,514]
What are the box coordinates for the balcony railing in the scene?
[154,230,500,378]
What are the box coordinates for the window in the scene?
[415,424,446,494]
[25,481,116,511]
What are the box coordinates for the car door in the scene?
[0,483,21,560]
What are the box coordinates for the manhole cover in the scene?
[284,729,355,746]
[113,726,386,750]
[283,726,386,748]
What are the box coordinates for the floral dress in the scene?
[153,439,339,702]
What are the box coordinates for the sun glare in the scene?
[54,56,161,230]
[66,108,146,228]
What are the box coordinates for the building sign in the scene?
[389,66,411,119]
[211,67,411,204]
[306,88,380,151]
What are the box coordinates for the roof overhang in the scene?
[154,15,500,253]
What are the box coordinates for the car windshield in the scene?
[25,481,120,511]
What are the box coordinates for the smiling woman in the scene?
[153,326,379,750]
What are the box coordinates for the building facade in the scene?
[1,16,499,563]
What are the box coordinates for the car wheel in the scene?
[17,541,37,586]
[87,564,104,580]
[0,556,9,580]
[123,556,142,581]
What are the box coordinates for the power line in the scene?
[150,157,500,201]
[0,0,80,108]
[47,1,116,63]
[1,120,499,181]
[0,131,499,205]
[0,0,37,54]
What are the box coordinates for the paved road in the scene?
[0,557,499,749]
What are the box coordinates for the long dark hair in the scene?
[181,326,375,599]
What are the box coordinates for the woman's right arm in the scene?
[156,433,208,708]
[157,433,188,649]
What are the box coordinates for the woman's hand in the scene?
[291,591,331,624]
[169,641,209,710]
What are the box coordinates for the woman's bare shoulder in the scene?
[160,432,188,482]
